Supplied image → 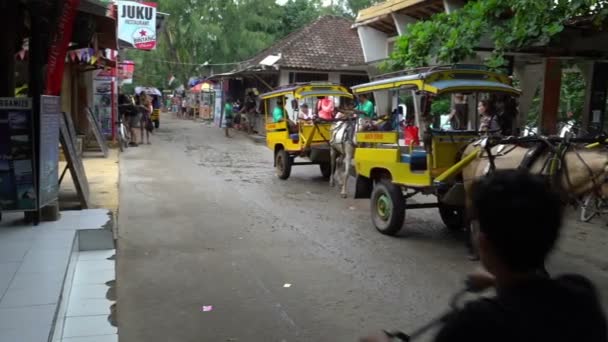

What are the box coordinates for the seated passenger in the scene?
[404,116,420,146]
[317,96,335,121]
[272,100,285,123]
[298,103,313,121]
[447,93,467,130]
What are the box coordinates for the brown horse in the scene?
[462,143,608,206]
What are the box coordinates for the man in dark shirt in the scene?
[362,170,607,342]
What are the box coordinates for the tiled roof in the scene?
[245,16,365,71]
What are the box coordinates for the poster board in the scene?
[59,112,90,209]
[93,74,113,138]
[39,96,60,207]
[0,98,37,212]
[85,107,109,157]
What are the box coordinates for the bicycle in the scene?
[116,117,130,152]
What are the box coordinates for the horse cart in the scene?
[351,65,521,235]
[260,83,353,180]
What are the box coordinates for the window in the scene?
[288,72,328,83]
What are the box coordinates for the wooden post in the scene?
[0,1,18,96]
[540,58,562,135]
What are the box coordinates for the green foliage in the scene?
[281,0,323,36]
[126,0,384,89]
[389,0,608,70]
[127,0,284,89]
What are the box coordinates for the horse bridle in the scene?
[482,136,608,205]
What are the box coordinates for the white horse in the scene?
[329,115,358,198]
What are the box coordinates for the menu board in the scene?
[39,96,60,207]
[0,98,37,211]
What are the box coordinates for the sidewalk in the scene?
[59,149,120,213]
[0,147,120,341]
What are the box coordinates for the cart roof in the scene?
[351,65,520,96]
[260,82,353,100]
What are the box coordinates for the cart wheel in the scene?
[438,203,465,231]
[275,149,292,180]
[371,180,405,236]
[154,120,159,129]
[320,163,331,179]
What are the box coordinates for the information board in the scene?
[0,98,37,211]
[39,96,60,207]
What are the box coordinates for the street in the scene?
[117,114,608,342]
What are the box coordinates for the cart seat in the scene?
[401,149,428,171]
[289,133,299,143]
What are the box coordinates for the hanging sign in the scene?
[45,0,80,95]
[117,1,157,50]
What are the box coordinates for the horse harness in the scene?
[479,137,608,205]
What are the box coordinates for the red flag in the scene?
[44,0,80,95]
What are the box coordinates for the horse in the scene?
[329,112,397,198]
[460,140,608,253]
[329,113,358,198]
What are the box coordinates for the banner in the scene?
[117,1,157,50]
[118,61,135,85]
[45,0,80,95]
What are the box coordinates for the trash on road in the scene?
[200,305,214,312]
[283,283,292,288]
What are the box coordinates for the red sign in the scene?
[118,61,135,84]
[44,0,80,95]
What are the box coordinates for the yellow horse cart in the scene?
[351,65,520,235]
[260,83,353,180]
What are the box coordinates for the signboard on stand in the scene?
[38,96,60,207]
[94,69,114,137]
[117,1,157,50]
[0,98,37,212]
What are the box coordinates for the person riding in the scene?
[356,94,374,119]
[447,93,467,130]
[317,96,335,121]
[478,99,499,134]
[355,94,375,131]
[362,170,608,342]
[298,103,313,121]
[272,99,285,123]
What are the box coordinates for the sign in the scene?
[39,96,60,207]
[60,113,90,209]
[45,0,80,95]
[118,1,157,50]
[85,108,109,157]
[0,98,37,211]
[94,69,114,137]
[119,61,135,84]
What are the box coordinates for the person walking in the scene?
[140,95,153,145]
[224,98,234,138]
